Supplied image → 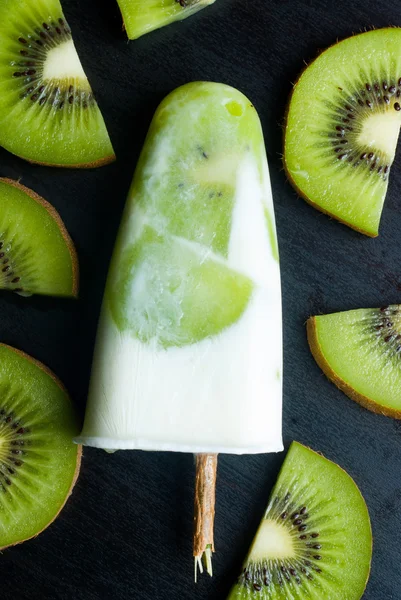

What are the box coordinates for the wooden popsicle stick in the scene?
[193,453,218,581]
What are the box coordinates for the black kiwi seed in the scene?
[0,238,25,293]
[361,306,401,360]
[0,409,30,487]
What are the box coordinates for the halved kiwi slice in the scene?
[0,344,81,549]
[228,442,372,600]
[117,0,216,40]
[284,28,401,236]
[0,0,115,167]
[0,178,78,297]
[308,307,401,418]
[107,225,253,348]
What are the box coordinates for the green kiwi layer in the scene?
[0,344,81,549]
[0,0,114,167]
[284,28,401,236]
[0,178,78,297]
[105,82,270,348]
[228,442,372,599]
[108,225,253,348]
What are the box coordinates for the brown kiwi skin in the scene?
[282,27,401,239]
[0,178,79,298]
[27,153,116,169]
[0,344,82,551]
[307,316,401,419]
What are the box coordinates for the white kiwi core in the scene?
[358,110,401,161]
[43,39,88,85]
[248,520,295,562]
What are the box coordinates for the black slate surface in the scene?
[1,0,400,598]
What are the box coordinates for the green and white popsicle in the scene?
[76,82,282,573]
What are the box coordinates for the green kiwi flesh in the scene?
[0,344,81,549]
[228,442,372,599]
[117,0,216,40]
[0,0,115,167]
[308,307,401,418]
[284,28,401,236]
[0,178,78,297]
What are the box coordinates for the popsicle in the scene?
[75,82,283,574]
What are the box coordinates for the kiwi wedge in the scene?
[284,28,401,236]
[0,178,78,297]
[117,0,216,40]
[308,307,401,418]
[0,0,115,167]
[0,344,81,549]
[228,442,372,600]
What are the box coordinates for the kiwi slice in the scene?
[0,344,81,549]
[117,0,216,40]
[0,0,115,167]
[0,178,78,297]
[108,225,253,348]
[308,307,401,418]
[284,28,401,236]
[228,442,372,600]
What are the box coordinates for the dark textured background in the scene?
[1,0,400,598]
